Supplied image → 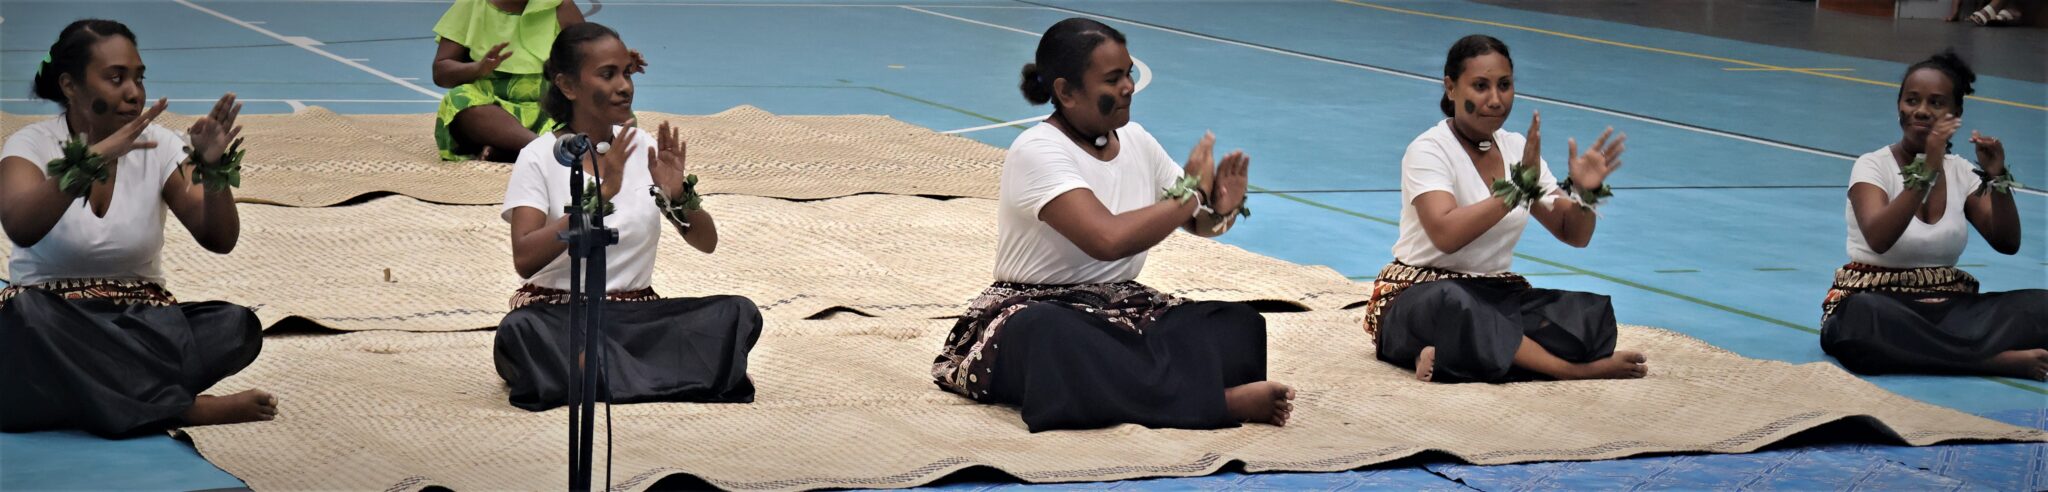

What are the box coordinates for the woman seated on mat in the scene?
[494,22,760,411]
[432,0,644,162]
[1822,50,2044,380]
[931,18,1294,433]
[1,19,276,436]
[1363,34,1647,384]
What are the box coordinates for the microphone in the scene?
[554,133,592,168]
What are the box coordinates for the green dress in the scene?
[433,0,564,161]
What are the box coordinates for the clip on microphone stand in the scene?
[555,133,619,492]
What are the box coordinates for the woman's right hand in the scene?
[86,98,169,161]
[1184,131,1218,196]
[1517,110,1541,172]
[471,42,512,78]
[591,127,642,201]
[1926,113,1960,157]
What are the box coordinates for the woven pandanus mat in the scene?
[2,194,1366,331]
[180,312,2045,490]
[3,105,1000,206]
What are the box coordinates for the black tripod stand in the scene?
[554,134,618,491]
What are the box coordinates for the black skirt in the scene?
[493,295,762,411]
[0,289,262,437]
[982,301,1267,432]
[1376,279,1617,383]
[1821,289,2048,375]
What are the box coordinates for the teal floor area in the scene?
[2,0,2043,489]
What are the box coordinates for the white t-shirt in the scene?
[3,115,185,286]
[1844,146,1981,268]
[1393,119,1561,275]
[502,127,662,292]
[994,121,1184,285]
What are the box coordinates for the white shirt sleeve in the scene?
[1140,130,1184,193]
[502,145,553,221]
[1401,139,1456,205]
[1537,156,1569,209]
[144,125,189,188]
[1848,152,1896,196]
[2,124,59,172]
[1537,157,1560,193]
[1951,154,1984,192]
[1006,138,1091,220]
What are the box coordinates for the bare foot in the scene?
[1979,349,2048,381]
[1561,351,1649,380]
[1414,346,1437,382]
[183,389,279,426]
[1225,381,1296,426]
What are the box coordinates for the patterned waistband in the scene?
[0,278,178,307]
[1821,262,1978,320]
[509,284,661,310]
[1362,261,1529,337]
[934,280,1186,399]
[960,280,1175,319]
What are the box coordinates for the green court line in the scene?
[1754,267,1798,272]
[0,79,419,86]
[1655,269,1700,273]
[863,86,1028,130]
[1252,185,2048,395]
[1346,275,1375,280]
[1251,184,1399,226]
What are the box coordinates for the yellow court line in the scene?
[1724,67,1854,72]
[1332,0,2048,112]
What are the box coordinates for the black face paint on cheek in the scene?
[1463,100,1476,115]
[91,98,110,115]
[1096,94,1116,117]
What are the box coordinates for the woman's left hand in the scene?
[1970,130,2005,177]
[1568,126,1626,191]
[648,121,690,200]
[1209,150,1250,216]
[186,92,243,164]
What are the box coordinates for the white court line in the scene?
[284,100,309,113]
[946,54,1153,134]
[942,117,1040,134]
[173,0,443,99]
[1027,3,1856,160]
[900,5,1038,36]
[900,6,1154,135]
[1026,4,2048,197]
[238,0,1041,7]
[2,98,436,103]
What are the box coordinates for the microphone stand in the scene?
[558,134,618,492]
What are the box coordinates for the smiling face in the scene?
[558,36,637,129]
[1444,52,1514,136]
[1054,40,1135,136]
[62,35,146,136]
[1896,67,1956,146]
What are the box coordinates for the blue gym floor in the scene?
[2,1,2043,489]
